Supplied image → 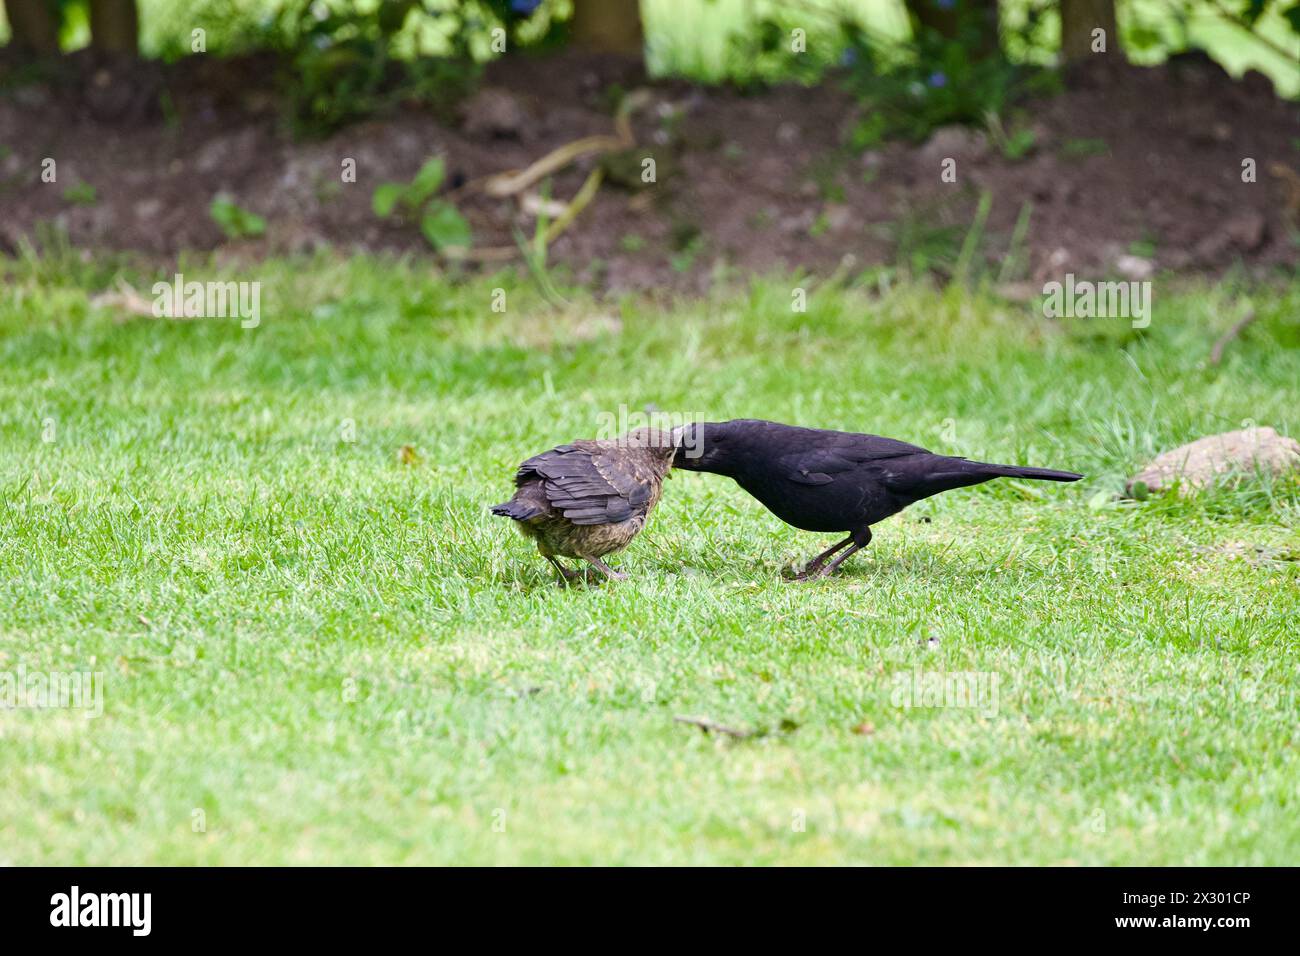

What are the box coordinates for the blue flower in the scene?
[840,47,859,67]
[511,0,542,14]
[936,0,956,9]
[927,71,947,88]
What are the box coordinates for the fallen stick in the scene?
[89,278,158,320]
[541,166,604,243]
[464,168,605,263]
[481,134,626,198]
[450,91,650,263]
[1209,309,1257,366]
[459,89,646,201]
[674,715,755,739]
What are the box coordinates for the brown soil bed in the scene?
[1,49,1296,291]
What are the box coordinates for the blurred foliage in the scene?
[372,155,472,254]
[838,7,1060,144]
[830,0,1297,144]
[277,2,471,135]
[717,9,842,88]
[4,0,1297,135]
[139,0,570,135]
[269,1,554,136]
[210,195,268,238]
[1124,0,1300,55]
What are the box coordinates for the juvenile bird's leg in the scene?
[583,555,629,582]
[545,556,581,585]
[791,535,853,580]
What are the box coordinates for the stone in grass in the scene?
[1126,427,1300,498]
[460,87,532,140]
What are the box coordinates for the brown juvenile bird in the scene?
[491,427,676,583]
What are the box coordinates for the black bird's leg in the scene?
[545,556,581,585]
[802,528,872,580]
[790,535,853,580]
[583,555,629,582]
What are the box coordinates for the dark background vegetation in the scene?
[1,0,1297,289]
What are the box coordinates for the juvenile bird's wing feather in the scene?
[516,444,650,526]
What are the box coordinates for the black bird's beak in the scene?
[670,424,705,471]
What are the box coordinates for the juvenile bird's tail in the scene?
[491,499,544,521]
[976,463,1083,482]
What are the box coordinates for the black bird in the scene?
[492,428,677,584]
[673,419,1082,580]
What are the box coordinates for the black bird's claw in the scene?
[783,562,826,582]
[788,568,828,583]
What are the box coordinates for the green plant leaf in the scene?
[1282,3,1300,33]
[62,182,97,205]
[1128,26,1162,51]
[209,197,267,240]
[408,157,447,206]
[372,183,404,218]
[1088,489,1116,511]
[378,0,417,34]
[420,202,471,253]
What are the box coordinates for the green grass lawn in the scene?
[1,255,1297,864]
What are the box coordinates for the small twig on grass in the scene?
[674,715,756,739]
[1209,308,1257,366]
[542,167,604,244]
[90,278,157,321]
[674,715,799,740]
[472,89,647,199]
[458,91,649,263]
[480,135,624,199]
[953,189,993,286]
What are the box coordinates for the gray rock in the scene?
[823,204,855,234]
[195,127,263,177]
[133,198,163,221]
[13,86,53,111]
[1115,254,1154,280]
[919,126,989,165]
[1197,211,1269,261]
[1224,211,1267,251]
[1127,427,1300,497]
[461,87,531,140]
[2,149,24,178]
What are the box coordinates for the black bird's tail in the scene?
[975,463,1084,482]
[893,456,1084,500]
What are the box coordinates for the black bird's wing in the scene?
[775,433,932,485]
[516,444,650,526]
